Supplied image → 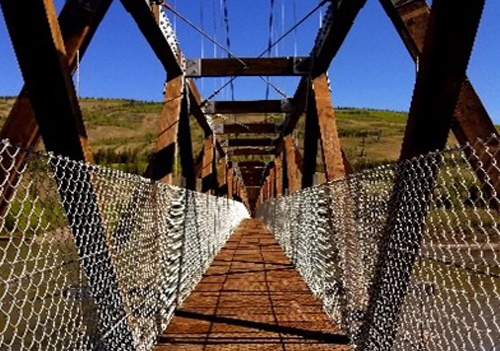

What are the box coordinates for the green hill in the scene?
[1,97,491,174]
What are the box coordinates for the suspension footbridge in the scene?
[0,0,499,350]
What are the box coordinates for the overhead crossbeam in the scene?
[229,148,275,156]
[238,161,266,168]
[204,100,293,114]
[186,57,311,77]
[227,138,276,147]
[217,123,278,134]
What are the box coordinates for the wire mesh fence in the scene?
[258,135,500,351]
[0,139,249,350]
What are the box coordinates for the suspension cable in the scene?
[202,0,329,104]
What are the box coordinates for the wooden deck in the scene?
[153,219,350,351]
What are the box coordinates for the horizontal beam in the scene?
[238,161,266,167]
[217,123,278,134]
[227,138,276,147]
[204,100,293,114]
[229,148,275,156]
[242,177,263,186]
[186,57,311,77]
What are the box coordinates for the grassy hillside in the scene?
[1,97,496,174]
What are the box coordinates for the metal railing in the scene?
[258,135,499,351]
[0,139,249,350]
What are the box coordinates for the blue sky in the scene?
[1,0,499,123]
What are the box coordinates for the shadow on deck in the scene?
[153,219,350,351]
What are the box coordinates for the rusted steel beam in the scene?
[313,74,347,180]
[120,0,182,77]
[361,1,486,349]
[145,76,184,182]
[185,57,310,77]
[227,138,276,147]
[310,0,367,78]
[204,100,293,114]
[218,123,278,134]
[230,148,275,156]
[284,136,300,194]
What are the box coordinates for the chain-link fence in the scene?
[258,135,499,351]
[0,139,249,350]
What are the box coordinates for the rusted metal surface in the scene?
[313,75,346,181]
[186,57,310,77]
[153,219,350,351]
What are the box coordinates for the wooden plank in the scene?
[219,123,278,134]
[204,100,292,114]
[145,76,184,182]
[360,1,486,349]
[313,74,346,181]
[284,136,300,194]
[227,138,276,147]
[120,0,182,77]
[186,57,310,77]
